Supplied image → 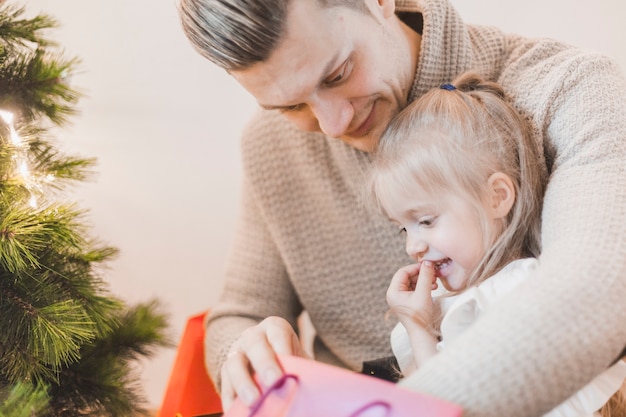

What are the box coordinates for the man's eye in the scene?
[279,103,306,113]
[325,72,344,84]
[324,61,351,86]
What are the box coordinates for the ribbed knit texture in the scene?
[205,0,626,416]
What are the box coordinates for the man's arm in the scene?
[204,115,307,409]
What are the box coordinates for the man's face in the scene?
[231,0,420,152]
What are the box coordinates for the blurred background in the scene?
[21,0,626,410]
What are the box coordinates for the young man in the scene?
[178,0,626,415]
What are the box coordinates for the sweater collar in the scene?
[396,0,474,103]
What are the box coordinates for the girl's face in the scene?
[378,178,496,292]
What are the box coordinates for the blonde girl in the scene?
[367,72,626,417]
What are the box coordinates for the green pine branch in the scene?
[0,4,172,416]
[0,200,86,273]
[0,48,80,125]
[46,301,172,417]
[0,4,56,48]
[0,382,50,417]
[0,4,79,125]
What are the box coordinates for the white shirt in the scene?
[391,258,626,417]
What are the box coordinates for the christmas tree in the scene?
[0,4,170,416]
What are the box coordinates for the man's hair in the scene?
[366,72,547,290]
[178,0,367,71]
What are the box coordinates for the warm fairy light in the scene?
[0,110,11,123]
[18,160,30,178]
[1,108,42,208]
[0,110,21,145]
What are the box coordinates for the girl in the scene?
[366,73,626,417]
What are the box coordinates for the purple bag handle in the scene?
[348,400,392,417]
[247,374,299,417]
[247,373,392,417]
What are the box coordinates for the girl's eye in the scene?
[418,216,437,227]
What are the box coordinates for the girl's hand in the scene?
[386,261,438,331]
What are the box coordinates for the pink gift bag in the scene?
[225,355,463,417]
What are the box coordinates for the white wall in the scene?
[19,0,626,410]
[451,0,626,71]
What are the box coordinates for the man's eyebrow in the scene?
[257,50,343,111]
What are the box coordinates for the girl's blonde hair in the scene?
[600,377,626,417]
[367,72,547,289]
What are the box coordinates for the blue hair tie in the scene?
[440,83,456,91]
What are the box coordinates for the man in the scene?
[178,0,626,416]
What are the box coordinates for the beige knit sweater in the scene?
[205,0,626,416]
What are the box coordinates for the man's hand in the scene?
[220,316,308,410]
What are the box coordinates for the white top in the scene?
[391,258,626,417]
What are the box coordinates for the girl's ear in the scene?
[487,172,515,219]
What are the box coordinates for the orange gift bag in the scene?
[159,311,223,417]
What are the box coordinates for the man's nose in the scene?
[310,96,353,138]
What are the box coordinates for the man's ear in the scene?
[487,172,515,219]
